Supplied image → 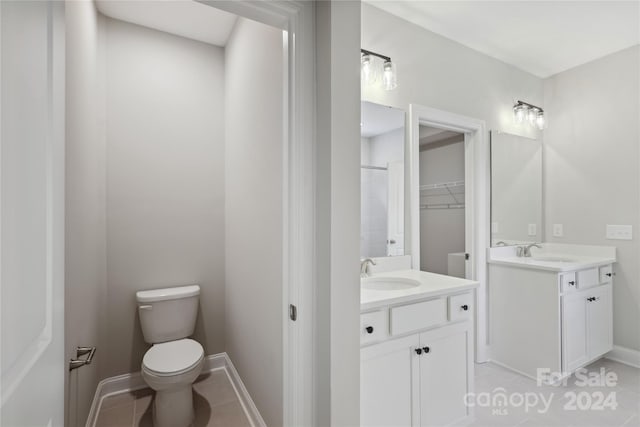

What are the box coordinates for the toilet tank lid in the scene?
[136,285,200,303]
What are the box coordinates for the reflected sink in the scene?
[530,255,578,263]
[361,277,421,291]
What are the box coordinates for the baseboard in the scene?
[605,345,640,368]
[85,352,265,427]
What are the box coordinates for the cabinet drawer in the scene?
[560,272,577,293]
[599,265,613,285]
[360,310,388,345]
[390,298,447,336]
[577,268,599,290]
[449,292,473,322]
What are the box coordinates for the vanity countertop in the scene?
[487,243,616,272]
[361,269,479,311]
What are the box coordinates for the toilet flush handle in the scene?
[139,305,153,310]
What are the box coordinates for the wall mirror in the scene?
[360,101,405,258]
[490,131,542,246]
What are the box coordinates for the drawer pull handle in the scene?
[365,326,374,334]
[422,346,430,353]
[568,281,575,286]
[461,305,469,311]
[415,348,422,355]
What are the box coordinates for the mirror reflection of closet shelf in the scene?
[420,180,465,210]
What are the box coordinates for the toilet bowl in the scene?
[136,285,203,427]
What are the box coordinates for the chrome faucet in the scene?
[360,258,377,278]
[523,243,542,257]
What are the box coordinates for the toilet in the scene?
[136,285,204,427]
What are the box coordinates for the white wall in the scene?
[543,46,640,352]
[419,138,465,274]
[224,18,283,427]
[65,1,107,425]
[316,1,362,425]
[362,3,543,139]
[104,18,226,377]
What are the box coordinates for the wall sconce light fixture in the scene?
[513,100,545,130]
[361,49,397,91]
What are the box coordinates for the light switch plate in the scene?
[606,224,632,240]
[528,224,537,236]
[553,224,563,237]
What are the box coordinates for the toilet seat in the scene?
[143,338,204,377]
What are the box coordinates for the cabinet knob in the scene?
[415,348,422,355]
[365,326,374,334]
[422,346,430,353]
[461,305,469,311]
[605,273,612,277]
[568,281,575,286]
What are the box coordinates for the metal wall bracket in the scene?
[69,346,96,371]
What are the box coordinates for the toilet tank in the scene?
[136,285,200,344]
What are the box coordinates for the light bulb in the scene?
[513,104,526,124]
[536,111,545,130]
[382,60,397,91]
[361,54,378,86]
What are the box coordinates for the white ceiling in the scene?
[365,0,640,78]
[361,101,405,138]
[95,0,237,47]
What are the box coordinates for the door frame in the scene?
[408,104,489,362]
[197,1,315,426]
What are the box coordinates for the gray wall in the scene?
[316,1,362,425]
[224,18,283,427]
[362,3,543,139]
[104,18,226,377]
[543,46,640,352]
[65,1,107,425]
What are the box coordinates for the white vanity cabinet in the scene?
[360,292,474,427]
[490,262,613,380]
[562,280,612,372]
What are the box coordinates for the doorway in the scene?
[408,104,489,363]
[418,126,466,278]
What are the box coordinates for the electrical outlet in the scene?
[528,224,537,236]
[492,222,499,233]
[553,224,563,237]
[606,225,632,240]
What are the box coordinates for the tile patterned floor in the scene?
[95,369,251,427]
[95,358,639,427]
[460,358,640,427]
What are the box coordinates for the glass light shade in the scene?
[536,111,545,130]
[382,60,397,91]
[513,104,526,124]
[527,107,538,125]
[361,54,378,86]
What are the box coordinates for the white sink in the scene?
[362,277,421,291]
[530,255,578,263]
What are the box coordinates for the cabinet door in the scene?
[587,285,613,359]
[419,323,471,426]
[361,335,420,426]
[562,291,589,372]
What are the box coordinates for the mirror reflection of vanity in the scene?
[360,101,405,258]
[490,131,542,246]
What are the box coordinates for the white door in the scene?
[419,324,469,426]
[586,285,613,359]
[1,1,65,425]
[387,161,404,256]
[360,335,419,426]
[561,291,589,372]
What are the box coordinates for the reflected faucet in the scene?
[524,243,542,257]
[360,258,377,278]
